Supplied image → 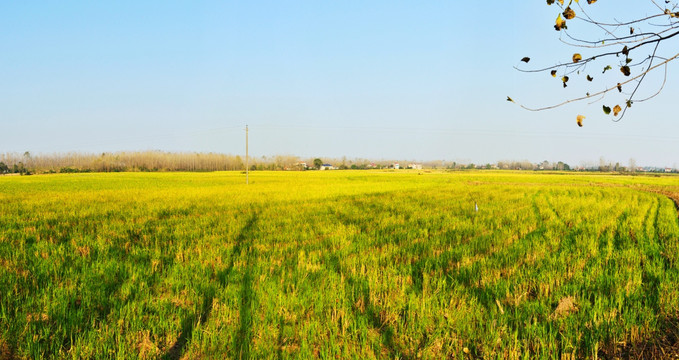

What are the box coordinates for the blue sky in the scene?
[2,1,678,167]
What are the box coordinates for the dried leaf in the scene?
[617,83,622,92]
[603,65,612,73]
[586,75,593,81]
[572,53,582,63]
[576,115,585,127]
[563,7,576,20]
[521,57,531,63]
[555,13,567,31]
[613,105,622,116]
[622,46,629,56]
[507,96,515,103]
[587,0,597,3]
[603,105,611,115]
[551,70,557,77]
[621,66,631,76]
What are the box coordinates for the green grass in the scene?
[1,171,678,359]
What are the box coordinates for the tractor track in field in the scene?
[470,180,679,359]
[611,188,679,359]
[658,192,679,213]
[635,187,679,216]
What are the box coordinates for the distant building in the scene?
[320,163,334,170]
[408,164,422,170]
[393,163,400,169]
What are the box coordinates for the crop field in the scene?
[1,171,679,359]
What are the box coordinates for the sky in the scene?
[2,1,678,167]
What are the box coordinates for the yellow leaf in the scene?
[576,115,585,127]
[572,53,582,63]
[555,13,566,31]
[613,105,622,116]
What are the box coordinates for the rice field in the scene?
[1,171,678,359]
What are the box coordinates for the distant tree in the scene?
[13,162,29,175]
[628,158,637,172]
[599,157,611,172]
[512,1,679,123]
[0,162,8,174]
[313,158,323,170]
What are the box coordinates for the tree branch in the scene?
[514,51,679,113]
[515,28,679,73]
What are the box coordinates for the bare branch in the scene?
[560,25,679,48]
[635,60,669,103]
[577,12,667,27]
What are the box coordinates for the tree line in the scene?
[0,151,246,174]
[0,152,432,174]
[0,151,670,175]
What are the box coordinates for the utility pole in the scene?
[245,125,249,185]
